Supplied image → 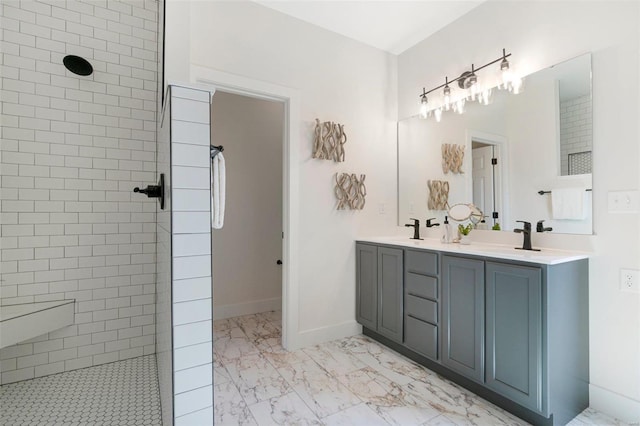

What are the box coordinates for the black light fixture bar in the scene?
[418,49,512,99]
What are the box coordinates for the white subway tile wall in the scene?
[170,87,214,424]
[560,95,592,175]
[0,0,158,384]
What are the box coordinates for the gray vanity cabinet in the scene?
[356,243,403,343]
[356,241,589,426]
[377,247,404,343]
[404,249,440,360]
[441,255,485,382]
[356,243,378,330]
[485,262,542,412]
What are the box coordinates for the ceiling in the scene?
[254,1,485,55]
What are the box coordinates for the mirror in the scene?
[398,53,593,234]
[448,203,483,224]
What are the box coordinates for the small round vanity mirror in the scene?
[448,203,484,223]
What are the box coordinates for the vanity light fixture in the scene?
[417,48,522,120]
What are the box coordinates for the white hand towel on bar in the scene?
[211,152,226,229]
[551,187,587,220]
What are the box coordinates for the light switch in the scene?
[608,190,640,213]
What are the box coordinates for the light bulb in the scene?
[469,81,481,101]
[454,98,465,114]
[419,95,428,118]
[510,76,523,94]
[479,87,492,105]
[434,107,442,122]
[443,87,451,111]
[443,78,451,111]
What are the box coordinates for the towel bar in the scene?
[538,189,592,195]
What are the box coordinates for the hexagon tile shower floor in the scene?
[0,355,162,425]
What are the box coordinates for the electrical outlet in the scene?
[378,203,386,215]
[620,269,640,293]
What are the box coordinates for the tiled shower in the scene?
[0,0,214,424]
[1,0,158,384]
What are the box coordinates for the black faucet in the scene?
[514,220,540,251]
[405,218,422,240]
[536,220,553,233]
[426,218,440,228]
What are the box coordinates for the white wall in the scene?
[167,1,399,344]
[398,1,640,421]
[210,91,284,319]
[0,0,158,384]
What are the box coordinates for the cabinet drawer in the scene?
[405,295,438,324]
[405,316,438,360]
[406,249,438,276]
[406,272,438,301]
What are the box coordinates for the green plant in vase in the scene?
[458,223,472,244]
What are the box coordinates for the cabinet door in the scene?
[356,244,377,330]
[486,262,542,412]
[442,255,485,382]
[377,247,403,343]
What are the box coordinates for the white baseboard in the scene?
[589,384,640,423]
[213,297,281,320]
[288,320,362,350]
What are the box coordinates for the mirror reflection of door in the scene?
[472,141,499,226]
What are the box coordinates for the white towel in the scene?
[551,187,587,220]
[211,152,226,229]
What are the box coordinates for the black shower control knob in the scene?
[276,260,283,265]
[134,185,161,198]
[132,174,165,210]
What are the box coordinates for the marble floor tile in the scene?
[224,352,291,405]
[262,346,314,370]
[253,334,285,352]
[350,341,434,385]
[303,340,367,377]
[338,366,440,426]
[248,391,322,426]
[214,326,261,361]
[234,313,274,333]
[322,403,390,425]
[214,381,258,426]
[570,407,632,426]
[214,313,628,426]
[214,358,232,386]
[277,358,362,418]
[214,318,238,334]
[259,310,282,325]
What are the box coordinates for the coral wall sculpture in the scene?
[442,144,465,174]
[313,118,347,162]
[427,180,450,210]
[335,173,366,210]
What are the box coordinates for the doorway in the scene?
[470,132,507,228]
[210,91,284,324]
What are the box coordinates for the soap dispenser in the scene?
[442,216,453,244]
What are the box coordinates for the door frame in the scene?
[189,65,300,350]
[466,130,509,229]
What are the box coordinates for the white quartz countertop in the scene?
[357,236,590,265]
